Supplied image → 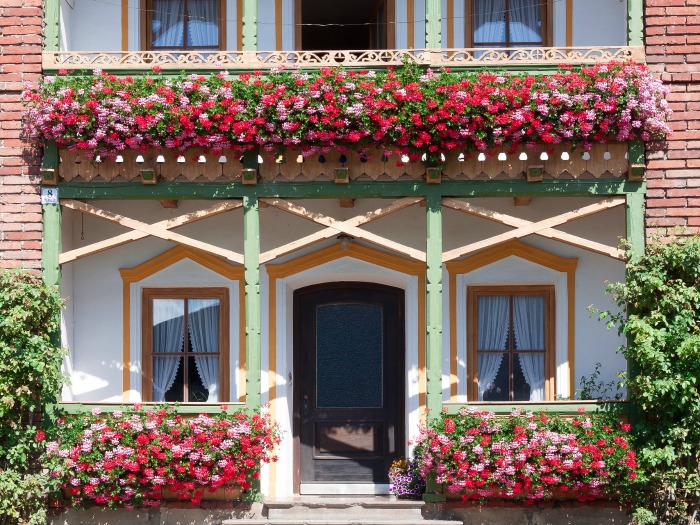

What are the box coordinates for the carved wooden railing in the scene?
[58,143,630,184]
[43,46,645,71]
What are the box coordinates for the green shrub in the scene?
[601,237,700,524]
[0,269,65,525]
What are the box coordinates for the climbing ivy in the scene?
[601,237,700,525]
[0,269,65,525]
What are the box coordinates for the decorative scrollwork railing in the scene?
[43,46,645,71]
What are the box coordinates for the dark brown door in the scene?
[294,283,404,487]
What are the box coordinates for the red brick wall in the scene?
[645,0,700,238]
[0,0,43,269]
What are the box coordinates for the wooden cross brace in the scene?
[59,200,244,265]
[259,197,426,263]
[441,197,626,262]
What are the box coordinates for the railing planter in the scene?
[46,404,279,509]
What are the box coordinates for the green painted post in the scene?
[241,0,258,51]
[425,0,442,48]
[625,189,645,427]
[423,191,446,502]
[44,0,60,51]
[627,0,644,46]
[42,142,61,291]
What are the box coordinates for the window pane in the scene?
[474,0,506,44]
[152,0,185,47]
[479,352,508,401]
[515,352,545,401]
[512,296,545,350]
[508,0,542,43]
[187,0,219,47]
[155,355,183,401]
[189,355,218,402]
[477,295,510,350]
[316,303,383,408]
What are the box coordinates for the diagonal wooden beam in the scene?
[59,200,243,264]
[443,198,626,260]
[442,197,626,262]
[261,197,427,262]
[259,197,423,263]
[61,200,244,264]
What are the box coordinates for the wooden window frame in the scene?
[294,0,396,51]
[141,287,230,403]
[467,285,555,402]
[141,0,227,51]
[464,0,552,48]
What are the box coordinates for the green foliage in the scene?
[601,237,700,524]
[0,269,65,525]
[577,363,623,401]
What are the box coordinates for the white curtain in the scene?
[152,0,185,47]
[509,0,542,43]
[513,296,546,401]
[187,0,219,47]
[474,0,506,44]
[476,296,510,400]
[188,299,220,402]
[152,299,185,402]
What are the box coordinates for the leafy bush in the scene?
[0,269,64,525]
[47,404,280,508]
[414,407,636,502]
[600,237,700,524]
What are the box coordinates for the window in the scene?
[297,0,395,51]
[467,286,554,402]
[465,0,551,48]
[143,0,225,50]
[142,288,229,402]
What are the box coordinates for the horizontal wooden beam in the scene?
[442,400,629,415]
[56,180,646,200]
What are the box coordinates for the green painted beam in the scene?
[44,0,60,51]
[443,401,630,416]
[627,0,644,47]
[55,180,647,200]
[425,0,442,48]
[241,0,257,51]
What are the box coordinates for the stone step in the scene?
[262,497,425,520]
[222,513,462,525]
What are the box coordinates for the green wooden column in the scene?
[243,193,261,409]
[423,191,445,501]
[44,0,60,51]
[241,0,258,51]
[425,0,442,48]
[41,143,61,290]
[627,0,643,46]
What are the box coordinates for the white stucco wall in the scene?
[62,0,629,51]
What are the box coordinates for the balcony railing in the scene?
[43,46,645,72]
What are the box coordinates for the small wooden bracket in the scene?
[514,196,532,206]
[627,164,645,181]
[526,165,544,183]
[140,169,157,185]
[241,168,258,185]
[339,198,355,208]
[159,199,179,209]
[334,167,349,184]
[41,168,58,186]
[425,167,442,184]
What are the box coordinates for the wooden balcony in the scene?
[42,46,645,73]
